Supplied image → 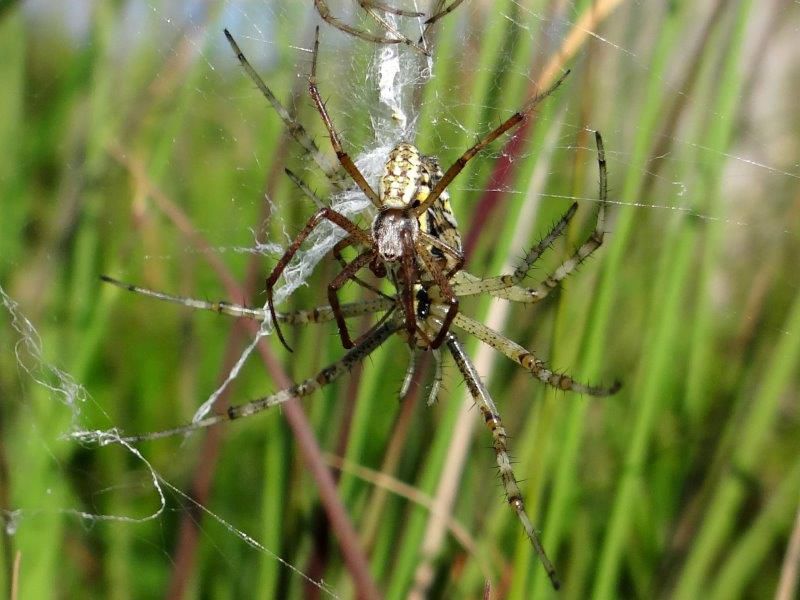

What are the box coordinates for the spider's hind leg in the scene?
[518,131,610,303]
[446,333,561,590]
[453,312,620,396]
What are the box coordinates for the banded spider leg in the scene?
[314,0,430,55]
[452,132,610,306]
[445,332,561,588]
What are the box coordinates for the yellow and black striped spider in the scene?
[103,27,619,590]
[256,27,569,354]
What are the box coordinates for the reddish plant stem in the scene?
[112,133,381,598]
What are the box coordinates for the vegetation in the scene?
[1,1,798,598]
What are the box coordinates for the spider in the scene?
[250,26,569,355]
[103,130,618,590]
[103,26,619,589]
[313,0,467,55]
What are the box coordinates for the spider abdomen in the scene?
[379,143,428,208]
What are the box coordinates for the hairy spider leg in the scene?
[445,332,561,590]
[452,131,608,303]
[308,27,382,208]
[117,320,402,443]
[424,0,467,26]
[327,250,380,348]
[415,237,459,349]
[414,70,572,218]
[224,30,347,189]
[452,311,621,396]
[314,0,430,56]
[100,275,394,326]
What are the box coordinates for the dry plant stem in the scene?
[638,0,729,203]
[108,143,382,600]
[777,497,800,600]
[165,323,253,599]
[323,452,488,574]
[537,0,627,90]
[165,126,297,598]
[106,142,240,296]
[359,360,426,550]
[10,551,20,600]
[631,0,735,575]
[0,416,13,593]
[109,138,280,598]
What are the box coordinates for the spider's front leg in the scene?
[327,249,378,348]
[415,243,459,349]
[308,27,382,209]
[420,231,464,279]
[265,207,372,352]
[414,69,571,218]
[398,229,420,344]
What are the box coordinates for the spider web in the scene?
[5,0,800,597]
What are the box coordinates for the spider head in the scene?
[372,208,419,262]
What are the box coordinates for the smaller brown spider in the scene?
[313,0,468,55]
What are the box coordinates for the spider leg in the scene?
[285,168,391,299]
[224,30,346,189]
[399,346,418,400]
[415,69,571,218]
[265,207,373,352]
[523,131,607,303]
[450,202,578,298]
[278,297,392,326]
[452,312,621,396]
[284,168,327,210]
[358,2,431,55]
[445,333,561,591]
[309,27,382,208]
[332,236,394,299]
[450,271,542,303]
[313,1,430,55]
[399,229,420,343]
[415,244,458,349]
[427,348,443,406]
[452,131,610,304]
[424,0,467,26]
[510,132,608,304]
[363,1,423,18]
[398,347,443,405]
[328,249,378,348]
[418,232,464,278]
[100,275,393,324]
[116,320,401,443]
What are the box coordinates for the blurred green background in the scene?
[1,1,799,598]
